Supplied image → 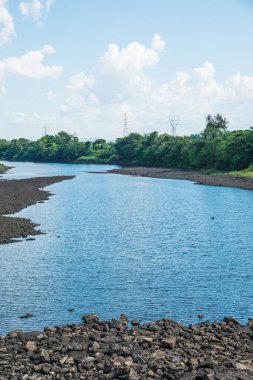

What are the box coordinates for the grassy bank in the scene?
[227,165,253,178]
[0,163,8,174]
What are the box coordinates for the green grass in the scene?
[76,156,112,164]
[227,165,253,178]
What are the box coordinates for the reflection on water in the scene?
[0,161,253,335]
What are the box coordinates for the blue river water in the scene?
[0,161,253,335]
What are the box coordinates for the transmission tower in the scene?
[42,125,48,136]
[123,112,129,137]
[169,117,180,136]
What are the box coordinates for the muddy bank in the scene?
[106,167,253,190]
[1,315,253,379]
[0,176,75,244]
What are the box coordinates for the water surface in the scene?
[0,161,252,335]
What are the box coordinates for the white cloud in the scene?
[67,72,94,92]
[100,33,165,71]
[176,71,190,84]
[227,72,253,99]
[0,45,62,79]
[194,61,215,78]
[0,0,15,45]
[42,44,55,54]
[19,0,53,24]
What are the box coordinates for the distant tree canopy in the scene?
[0,115,253,171]
[203,113,229,140]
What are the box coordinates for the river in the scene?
[0,161,252,335]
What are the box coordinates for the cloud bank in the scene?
[1,33,253,138]
[57,34,253,137]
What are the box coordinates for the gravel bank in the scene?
[105,167,253,190]
[0,176,75,244]
[1,314,253,379]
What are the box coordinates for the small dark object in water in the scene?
[211,216,214,219]
[198,314,204,319]
[57,235,60,238]
[20,313,33,319]
[68,308,74,312]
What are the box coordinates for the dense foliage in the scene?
[0,115,252,171]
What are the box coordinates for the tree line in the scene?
[0,114,252,171]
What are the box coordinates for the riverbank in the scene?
[0,315,253,379]
[0,163,10,175]
[0,176,75,244]
[106,167,253,190]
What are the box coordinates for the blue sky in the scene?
[0,0,253,140]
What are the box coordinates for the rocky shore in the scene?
[0,176,75,244]
[0,315,253,379]
[106,167,253,190]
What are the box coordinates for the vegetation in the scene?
[0,114,252,173]
[0,163,7,171]
[227,165,253,179]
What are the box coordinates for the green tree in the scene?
[203,113,228,140]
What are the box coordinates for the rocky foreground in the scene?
[1,315,253,379]
[105,167,253,190]
[0,176,75,244]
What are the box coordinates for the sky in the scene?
[0,0,253,140]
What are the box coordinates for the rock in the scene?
[142,336,153,344]
[0,315,253,379]
[129,368,139,379]
[42,364,51,374]
[19,313,33,319]
[247,318,253,329]
[215,368,253,380]
[160,336,177,349]
[59,356,68,365]
[235,362,253,372]
[98,334,123,344]
[181,372,197,380]
[19,331,40,342]
[40,348,50,362]
[26,341,37,352]
[198,357,215,369]
[120,313,129,324]
[223,316,240,325]
[92,341,100,351]
[131,319,140,326]
[82,314,99,323]
[68,350,86,362]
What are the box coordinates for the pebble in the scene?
[0,314,252,379]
